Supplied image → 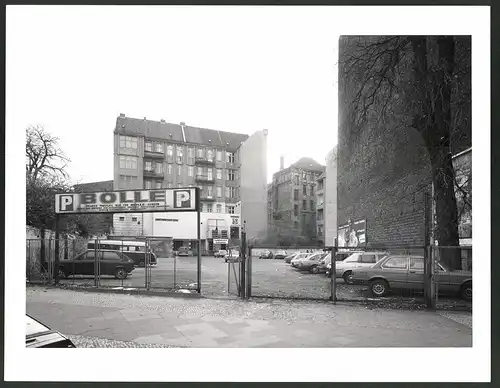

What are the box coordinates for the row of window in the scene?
[202,203,236,214]
[120,136,236,163]
[122,158,239,181]
[293,200,316,215]
[201,185,238,199]
[293,188,315,200]
[274,171,319,185]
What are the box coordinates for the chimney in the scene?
[280,156,284,170]
[119,113,125,117]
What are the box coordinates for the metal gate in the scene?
[246,245,334,300]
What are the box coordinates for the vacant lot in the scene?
[53,256,471,310]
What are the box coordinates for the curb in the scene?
[29,284,204,299]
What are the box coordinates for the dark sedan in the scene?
[351,255,472,301]
[58,250,136,280]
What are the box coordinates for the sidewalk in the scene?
[26,286,472,347]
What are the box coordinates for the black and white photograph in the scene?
[5,4,490,383]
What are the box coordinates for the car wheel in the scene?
[343,271,354,284]
[115,268,128,280]
[310,266,319,274]
[460,281,472,301]
[370,279,389,297]
[139,261,145,267]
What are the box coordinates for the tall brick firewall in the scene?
[337,36,433,249]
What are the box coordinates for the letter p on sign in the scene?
[174,190,191,209]
[59,194,74,212]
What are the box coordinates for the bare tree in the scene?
[26,125,70,184]
[340,36,471,269]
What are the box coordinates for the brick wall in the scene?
[337,36,471,249]
[338,36,432,248]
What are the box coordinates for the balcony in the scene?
[200,194,216,202]
[144,150,165,160]
[144,169,164,178]
[195,157,215,165]
[195,175,215,183]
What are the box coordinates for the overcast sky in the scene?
[8,6,339,184]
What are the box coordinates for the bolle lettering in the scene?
[100,193,117,203]
[81,193,96,204]
[119,192,134,203]
[134,191,149,202]
[150,190,165,202]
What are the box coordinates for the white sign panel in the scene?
[213,239,229,244]
[55,188,198,214]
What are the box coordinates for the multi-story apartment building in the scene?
[112,114,267,252]
[316,173,326,245]
[268,156,325,240]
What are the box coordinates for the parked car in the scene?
[215,249,228,258]
[299,252,329,273]
[326,251,388,284]
[58,250,135,280]
[26,314,76,348]
[177,246,190,257]
[291,252,312,268]
[284,253,297,264]
[225,250,241,263]
[259,250,274,260]
[350,255,472,301]
[273,250,288,260]
[317,253,332,274]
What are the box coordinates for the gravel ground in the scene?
[67,334,184,348]
[27,255,472,312]
[436,311,473,329]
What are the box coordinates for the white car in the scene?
[224,250,241,263]
[326,251,388,284]
[290,253,313,268]
[298,252,328,273]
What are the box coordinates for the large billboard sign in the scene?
[55,188,198,214]
[337,219,367,248]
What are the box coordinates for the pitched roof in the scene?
[115,115,249,149]
[74,180,113,192]
[292,157,325,172]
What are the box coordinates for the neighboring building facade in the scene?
[112,114,267,252]
[315,173,326,245]
[324,147,338,247]
[268,156,325,241]
[337,36,471,249]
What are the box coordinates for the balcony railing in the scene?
[200,195,216,202]
[144,169,164,177]
[195,175,215,183]
[144,150,165,159]
[195,157,215,165]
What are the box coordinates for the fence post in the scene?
[430,245,436,309]
[240,231,246,300]
[424,192,434,309]
[247,246,252,298]
[330,238,338,303]
[54,215,60,284]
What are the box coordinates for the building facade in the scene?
[112,114,267,252]
[324,147,338,247]
[267,157,325,241]
[315,173,326,245]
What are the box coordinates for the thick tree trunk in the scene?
[431,149,461,269]
[411,36,461,269]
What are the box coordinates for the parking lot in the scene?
[54,255,471,310]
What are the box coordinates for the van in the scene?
[87,240,157,267]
